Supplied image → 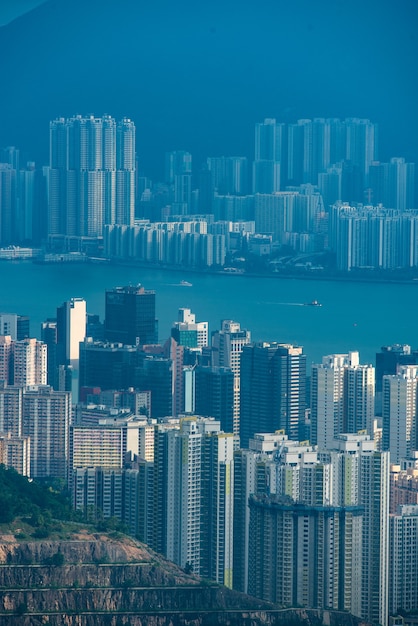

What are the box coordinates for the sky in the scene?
[0,0,417,178]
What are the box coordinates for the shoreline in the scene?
[93,259,418,286]
[3,257,418,286]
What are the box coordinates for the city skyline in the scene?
[1,2,418,623]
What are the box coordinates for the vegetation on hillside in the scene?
[0,465,72,525]
[0,465,130,539]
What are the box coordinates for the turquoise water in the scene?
[1,261,417,365]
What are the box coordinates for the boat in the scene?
[304,300,322,307]
[180,280,192,287]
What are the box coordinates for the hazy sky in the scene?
[0,0,417,178]
[0,0,45,26]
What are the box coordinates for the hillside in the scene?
[0,533,370,626]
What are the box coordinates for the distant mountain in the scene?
[1,0,417,178]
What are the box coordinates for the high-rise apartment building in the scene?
[330,203,418,271]
[344,118,378,180]
[311,352,375,449]
[329,434,390,626]
[248,496,363,614]
[0,163,16,246]
[253,118,284,193]
[390,504,418,617]
[254,191,321,245]
[41,319,58,389]
[165,150,192,213]
[375,344,418,414]
[233,431,289,594]
[211,320,251,437]
[1,147,47,246]
[382,366,418,463]
[153,416,234,586]
[22,385,71,480]
[105,285,158,346]
[0,337,46,387]
[369,157,415,211]
[13,338,47,386]
[70,424,125,471]
[0,432,30,476]
[244,431,389,625]
[206,156,248,196]
[0,335,13,384]
[48,115,135,240]
[72,467,124,521]
[0,383,23,436]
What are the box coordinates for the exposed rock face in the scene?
[0,534,370,626]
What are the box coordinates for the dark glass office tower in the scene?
[104,285,158,346]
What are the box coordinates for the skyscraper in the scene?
[56,297,86,397]
[375,344,418,415]
[171,307,208,348]
[153,416,234,585]
[0,163,16,245]
[56,298,86,369]
[79,339,141,392]
[382,365,418,463]
[48,115,135,240]
[165,150,192,213]
[22,385,71,480]
[194,365,234,433]
[390,504,418,617]
[0,383,23,437]
[253,118,284,193]
[0,336,46,387]
[13,338,47,386]
[211,320,251,437]
[206,156,249,196]
[244,431,389,625]
[240,342,306,447]
[104,285,158,346]
[311,352,375,449]
[248,496,363,613]
[330,434,389,626]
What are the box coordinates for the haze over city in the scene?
[0,0,417,175]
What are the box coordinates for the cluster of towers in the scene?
[0,116,416,277]
[1,286,418,624]
[48,115,136,240]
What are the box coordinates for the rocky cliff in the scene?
[0,531,370,626]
